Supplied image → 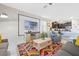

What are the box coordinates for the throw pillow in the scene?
[75,36,79,46]
[0,34,2,43]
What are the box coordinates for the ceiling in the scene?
[2,3,79,20]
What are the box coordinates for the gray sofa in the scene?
[54,42,79,56]
[0,39,8,56]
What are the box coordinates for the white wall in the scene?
[0,21,18,55]
[0,19,27,56]
[72,19,79,32]
[40,20,48,33]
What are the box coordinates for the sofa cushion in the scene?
[61,42,79,56]
[0,42,8,49]
[0,49,8,56]
[54,50,72,56]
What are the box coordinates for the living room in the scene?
[0,3,79,56]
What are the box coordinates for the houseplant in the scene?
[40,32,48,40]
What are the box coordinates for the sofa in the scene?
[54,42,79,56]
[0,39,8,56]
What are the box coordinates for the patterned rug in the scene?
[17,43,62,56]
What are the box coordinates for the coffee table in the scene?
[33,38,52,51]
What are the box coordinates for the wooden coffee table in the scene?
[33,38,52,51]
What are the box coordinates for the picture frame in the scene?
[18,14,40,36]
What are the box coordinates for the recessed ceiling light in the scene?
[49,3,52,5]
[43,3,55,8]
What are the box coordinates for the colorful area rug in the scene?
[17,43,62,56]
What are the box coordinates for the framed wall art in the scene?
[18,14,40,36]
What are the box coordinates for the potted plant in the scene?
[40,32,48,40]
